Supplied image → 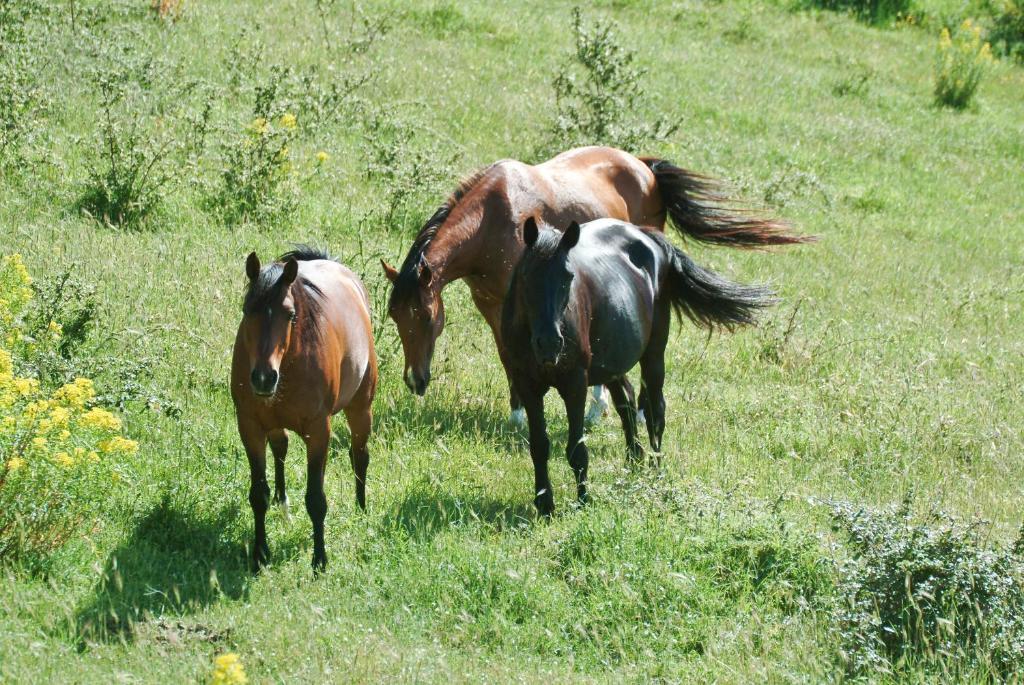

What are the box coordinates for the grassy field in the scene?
[1,0,1023,682]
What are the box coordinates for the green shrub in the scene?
[0,255,136,568]
[799,0,912,24]
[77,41,210,228]
[548,7,676,153]
[934,19,994,110]
[989,0,1024,61]
[829,495,1024,677]
[0,0,48,168]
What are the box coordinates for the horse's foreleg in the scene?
[268,429,289,520]
[607,378,643,465]
[558,371,591,507]
[584,384,610,425]
[518,381,552,516]
[239,419,270,572]
[302,419,331,573]
[343,404,372,511]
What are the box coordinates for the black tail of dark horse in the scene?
[642,158,812,248]
[651,232,776,331]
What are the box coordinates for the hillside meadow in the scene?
[1,0,1023,682]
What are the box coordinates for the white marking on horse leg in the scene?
[585,385,609,425]
[510,407,527,428]
[277,495,291,521]
[636,408,646,428]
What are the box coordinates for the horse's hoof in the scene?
[534,488,555,518]
[509,407,527,428]
[252,544,270,573]
[275,496,291,521]
[312,554,327,576]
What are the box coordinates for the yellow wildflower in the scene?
[49,405,71,427]
[54,451,74,468]
[316,150,329,164]
[80,407,122,432]
[0,348,12,377]
[279,112,297,130]
[89,451,100,463]
[6,456,25,471]
[249,117,268,136]
[99,436,138,454]
[54,377,95,408]
[13,377,38,396]
[47,320,62,340]
[211,653,248,685]
[31,436,47,449]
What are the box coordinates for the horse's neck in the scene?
[424,203,493,288]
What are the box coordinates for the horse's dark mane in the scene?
[243,244,333,315]
[390,164,497,304]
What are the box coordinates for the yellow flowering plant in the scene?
[210,653,248,685]
[935,19,994,110]
[0,255,136,565]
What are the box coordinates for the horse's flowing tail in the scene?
[655,233,777,330]
[642,158,812,248]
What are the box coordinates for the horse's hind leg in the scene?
[268,429,290,519]
[238,418,270,571]
[607,378,643,465]
[640,303,671,462]
[343,403,372,511]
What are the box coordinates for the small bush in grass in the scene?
[801,0,912,24]
[78,42,211,228]
[0,255,136,568]
[990,0,1024,61]
[934,19,994,110]
[547,7,676,153]
[829,495,1024,677]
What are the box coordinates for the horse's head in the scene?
[517,217,581,369]
[381,257,445,396]
[240,252,299,398]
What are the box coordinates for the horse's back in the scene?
[572,220,663,380]
[534,147,662,227]
[301,260,376,410]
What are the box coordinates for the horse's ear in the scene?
[560,221,581,250]
[381,259,399,283]
[418,261,433,286]
[246,252,260,281]
[280,258,298,286]
[523,217,539,248]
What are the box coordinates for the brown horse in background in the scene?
[232,247,377,573]
[381,146,809,424]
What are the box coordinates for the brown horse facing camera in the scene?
[231,247,377,573]
[381,146,809,426]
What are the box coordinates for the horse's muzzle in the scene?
[532,332,565,369]
[251,367,279,397]
[404,367,429,396]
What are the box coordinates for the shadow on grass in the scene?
[389,485,535,541]
[72,495,271,644]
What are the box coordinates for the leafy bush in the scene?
[218,62,363,226]
[934,19,994,110]
[829,495,1024,677]
[0,255,136,567]
[548,7,676,153]
[799,0,912,24]
[78,40,210,228]
[989,0,1024,61]
[0,0,48,168]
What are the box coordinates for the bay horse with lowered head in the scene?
[232,247,377,572]
[502,217,775,516]
[381,146,808,425]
